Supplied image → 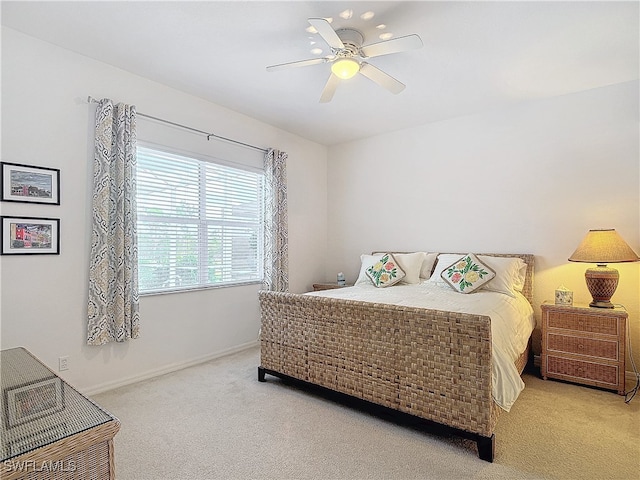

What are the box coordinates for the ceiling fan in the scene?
[266,18,423,103]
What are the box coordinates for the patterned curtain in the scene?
[263,148,289,292]
[87,99,140,345]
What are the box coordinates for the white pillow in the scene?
[478,255,527,297]
[355,254,382,285]
[419,252,439,279]
[392,252,425,284]
[427,254,467,283]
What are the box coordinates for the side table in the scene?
[540,302,627,394]
[1,347,120,479]
[312,282,353,291]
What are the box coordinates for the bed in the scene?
[258,252,535,462]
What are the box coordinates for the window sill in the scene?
[140,280,263,297]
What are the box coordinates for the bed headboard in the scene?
[372,251,534,305]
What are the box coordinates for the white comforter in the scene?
[307,281,535,412]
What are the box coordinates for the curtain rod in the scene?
[87,96,268,153]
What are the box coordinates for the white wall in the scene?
[326,81,640,373]
[0,28,328,393]
[2,26,638,393]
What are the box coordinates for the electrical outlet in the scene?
[58,356,69,371]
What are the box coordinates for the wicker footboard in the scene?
[259,290,500,461]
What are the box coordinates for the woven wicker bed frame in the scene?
[258,253,534,462]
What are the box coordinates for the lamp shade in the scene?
[568,229,639,308]
[331,58,360,79]
[568,229,639,264]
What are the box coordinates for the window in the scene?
[136,145,264,294]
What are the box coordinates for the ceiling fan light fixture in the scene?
[331,58,360,79]
[267,17,423,101]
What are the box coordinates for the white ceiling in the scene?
[2,1,638,146]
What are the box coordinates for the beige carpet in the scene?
[93,346,639,480]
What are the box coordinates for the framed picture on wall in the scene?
[1,162,60,205]
[5,377,65,428]
[1,216,60,255]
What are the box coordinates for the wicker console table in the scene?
[1,348,120,480]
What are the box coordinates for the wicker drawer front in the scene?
[547,311,618,335]
[546,333,619,361]
[6,439,114,480]
[546,355,618,387]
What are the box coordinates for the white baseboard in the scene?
[83,340,259,396]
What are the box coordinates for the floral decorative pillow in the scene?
[366,253,406,288]
[427,254,467,283]
[440,253,495,293]
[372,251,425,284]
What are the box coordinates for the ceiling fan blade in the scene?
[266,57,329,72]
[360,34,423,58]
[319,74,340,103]
[359,62,405,94]
[308,18,344,50]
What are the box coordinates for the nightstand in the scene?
[312,283,352,291]
[540,302,627,394]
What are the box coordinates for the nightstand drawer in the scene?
[546,333,619,361]
[546,355,619,387]
[546,310,619,335]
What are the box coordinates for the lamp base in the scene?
[585,265,618,309]
[589,300,615,309]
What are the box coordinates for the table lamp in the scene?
[568,229,639,308]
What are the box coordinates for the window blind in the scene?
[136,146,264,294]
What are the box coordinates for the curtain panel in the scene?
[263,148,289,292]
[87,99,140,345]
